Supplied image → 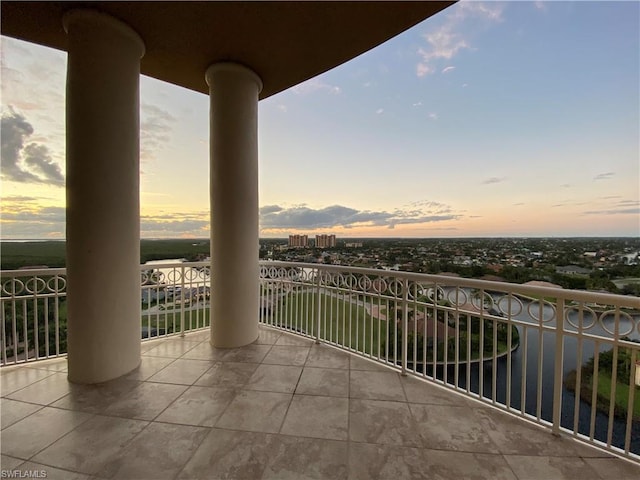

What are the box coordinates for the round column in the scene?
[205,63,262,347]
[64,10,145,383]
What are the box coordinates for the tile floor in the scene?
[1,326,639,480]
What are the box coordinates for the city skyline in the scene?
[1,1,639,239]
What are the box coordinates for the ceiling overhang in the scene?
[1,1,455,99]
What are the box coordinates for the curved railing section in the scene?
[140,261,210,338]
[259,261,640,461]
[1,261,639,461]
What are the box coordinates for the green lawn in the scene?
[565,368,640,421]
[271,292,389,356]
[141,306,210,335]
[267,292,518,363]
[594,370,640,420]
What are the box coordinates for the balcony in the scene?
[2,325,639,480]
[2,261,640,479]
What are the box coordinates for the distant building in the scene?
[555,265,591,276]
[620,252,639,265]
[288,234,308,248]
[345,242,363,248]
[316,234,336,248]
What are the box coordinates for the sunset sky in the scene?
[1,1,639,239]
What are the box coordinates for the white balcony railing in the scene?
[1,261,639,461]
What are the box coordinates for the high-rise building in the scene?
[315,234,336,248]
[288,234,308,248]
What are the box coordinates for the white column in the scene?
[64,10,145,383]
[205,63,262,348]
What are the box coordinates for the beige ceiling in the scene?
[1,1,455,99]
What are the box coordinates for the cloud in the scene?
[376,108,384,115]
[581,199,640,217]
[292,78,342,95]
[1,38,66,114]
[259,203,461,231]
[583,208,640,215]
[534,1,548,12]
[23,144,64,185]
[0,200,65,238]
[259,205,284,215]
[140,103,176,162]
[593,172,615,181]
[141,213,209,237]
[481,176,507,185]
[0,109,64,186]
[408,200,452,213]
[416,1,504,77]
[428,112,438,120]
[276,104,287,113]
[560,183,571,188]
[513,202,525,206]
[442,66,456,74]
[416,63,435,77]
[615,199,639,207]
[1,195,47,203]
[412,101,423,107]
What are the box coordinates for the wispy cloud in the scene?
[583,207,640,215]
[615,199,639,207]
[1,38,66,114]
[376,108,384,115]
[0,108,64,186]
[481,176,507,185]
[0,198,65,238]
[428,112,438,120]
[412,101,423,107]
[407,200,452,214]
[141,212,209,237]
[276,104,287,113]
[534,1,548,12]
[416,63,435,77]
[580,197,639,216]
[593,172,615,181]
[141,103,176,162]
[416,1,504,77]
[259,202,462,231]
[292,78,342,95]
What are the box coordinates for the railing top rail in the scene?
[0,267,67,276]
[139,261,209,270]
[259,260,640,309]
[1,261,637,309]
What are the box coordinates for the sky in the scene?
[1,1,639,239]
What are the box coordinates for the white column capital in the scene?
[63,9,145,57]
[205,62,263,93]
